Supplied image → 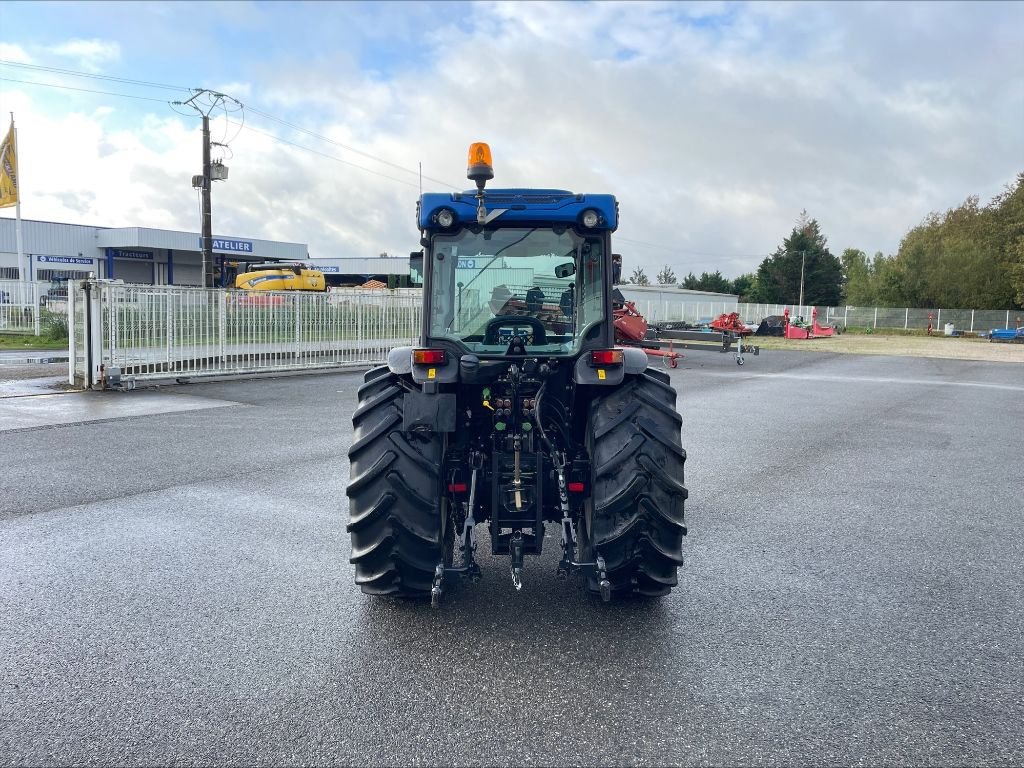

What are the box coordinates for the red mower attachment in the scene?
[613,299,683,368]
[710,312,753,336]
[811,307,836,337]
[783,307,836,338]
[782,308,810,339]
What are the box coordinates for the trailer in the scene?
[612,294,759,366]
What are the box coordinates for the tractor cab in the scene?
[416,144,618,360]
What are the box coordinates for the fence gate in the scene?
[69,280,420,388]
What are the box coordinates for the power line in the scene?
[3,72,424,191]
[0,60,192,91]
[1,61,770,262]
[243,124,422,189]
[243,104,460,191]
[0,58,457,190]
[0,76,180,103]
[616,235,764,260]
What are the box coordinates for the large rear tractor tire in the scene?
[346,366,445,597]
[585,368,688,598]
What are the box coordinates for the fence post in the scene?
[33,282,41,336]
[845,305,849,327]
[905,307,908,330]
[356,295,363,349]
[219,290,227,363]
[294,293,302,360]
[937,309,941,329]
[873,307,878,329]
[970,310,974,333]
[67,282,76,385]
[1007,310,1011,329]
[86,280,105,389]
[166,291,174,371]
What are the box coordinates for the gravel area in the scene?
[751,333,1024,362]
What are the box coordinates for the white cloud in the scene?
[48,38,121,73]
[0,43,33,63]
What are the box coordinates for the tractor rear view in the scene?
[346,143,687,605]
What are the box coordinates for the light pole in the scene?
[797,249,806,311]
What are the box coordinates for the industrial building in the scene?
[0,217,307,285]
[0,217,415,288]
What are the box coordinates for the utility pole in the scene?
[177,90,237,288]
[200,113,213,288]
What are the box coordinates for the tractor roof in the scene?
[418,189,618,232]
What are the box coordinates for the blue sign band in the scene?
[37,256,95,265]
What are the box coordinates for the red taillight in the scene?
[568,482,585,493]
[590,349,624,366]
[413,348,447,365]
[448,483,467,493]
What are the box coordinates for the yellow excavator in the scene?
[233,261,327,292]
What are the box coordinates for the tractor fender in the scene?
[573,355,625,386]
[573,346,648,385]
[622,346,648,374]
[390,346,459,384]
[387,346,414,374]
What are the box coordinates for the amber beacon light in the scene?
[467,142,494,184]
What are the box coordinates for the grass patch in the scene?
[840,326,951,337]
[0,333,69,350]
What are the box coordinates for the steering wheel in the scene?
[483,315,548,346]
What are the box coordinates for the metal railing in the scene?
[736,303,1022,333]
[0,279,63,335]
[53,279,1024,387]
[71,281,421,386]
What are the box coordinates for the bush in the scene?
[40,309,69,341]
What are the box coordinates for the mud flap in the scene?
[403,391,456,432]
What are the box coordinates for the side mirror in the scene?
[554,262,576,279]
[409,251,424,287]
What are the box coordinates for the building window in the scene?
[0,267,18,280]
[37,269,91,281]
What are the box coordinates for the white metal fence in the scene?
[5,277,1019,387]
[736,303,1022,332]
[0,279,68,335]
[71,281,421,387]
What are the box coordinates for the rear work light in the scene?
[412,349,447,365]
[590,349,624,367]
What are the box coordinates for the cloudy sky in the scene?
[1,0,1021,278]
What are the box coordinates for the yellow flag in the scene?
[0,121,18,208]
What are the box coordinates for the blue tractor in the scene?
[346,144,687,605]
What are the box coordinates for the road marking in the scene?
[704,372,1024,392]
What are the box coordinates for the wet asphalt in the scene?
[1,350,1022,766]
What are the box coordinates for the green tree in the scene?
[699,270,732,293]
[730,272,756,300]
[656,265,677,285]
[681,270,732,293]
[630,266,650,286]
[893,177,1023,309]
[841,248,872,304]
[753,211,843,305]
